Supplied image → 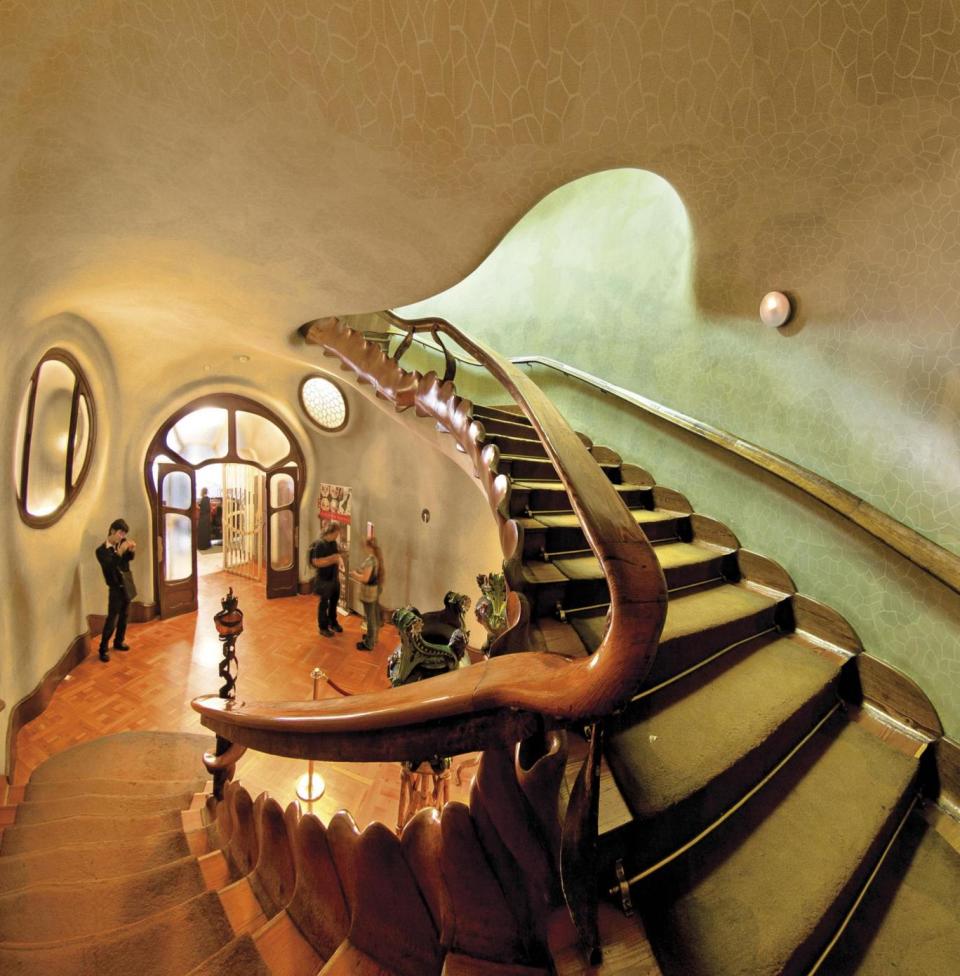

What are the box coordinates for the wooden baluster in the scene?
[560,722,603,965]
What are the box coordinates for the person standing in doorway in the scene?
[95,518,136,662]
[310,521,343,638]
[351,536,384,651]
[197,487,212,550]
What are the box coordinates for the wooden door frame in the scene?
[144,394,306,611]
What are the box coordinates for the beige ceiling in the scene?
[4,1,960,361]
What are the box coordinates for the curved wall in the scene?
[398,168,960,736]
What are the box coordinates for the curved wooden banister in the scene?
[192,317,667,761]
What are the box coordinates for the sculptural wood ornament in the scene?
[209,737,565,974]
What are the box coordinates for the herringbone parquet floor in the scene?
[14,572,478,827]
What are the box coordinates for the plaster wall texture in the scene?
[398,168,960,737]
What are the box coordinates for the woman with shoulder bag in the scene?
[350,536,383,651]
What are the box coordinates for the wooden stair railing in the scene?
[192,317,667,761]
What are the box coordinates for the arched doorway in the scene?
[144,394,306,618]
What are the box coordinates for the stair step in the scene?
[821,808,960,973]
[523,507,686,560]
[523,542,734,617]
[473,404,532,426]
[1,810,185,855]
[556,541,730,588]
[0,890,234,976]
[480,416,542,438]
[601,633,846,875]
[27,731,210,784]
[0,826,217,893]
[571,583,784,684]
[14,791,197,825]
[511,480,652,517]
[0,856,208,942]
[497,454,557,481]
[24,777,205,802]
[488,434,548,458]
[184,935,271,976]
[637,713,919,976]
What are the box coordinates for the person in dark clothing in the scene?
[95,517,136,662]
[309,522,343,638]
[197,487,212,550]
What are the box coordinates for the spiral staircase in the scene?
[1,318,958,975]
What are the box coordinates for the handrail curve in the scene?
[192,317,667,760]
[510,355,960,598]
[382,318,960,599]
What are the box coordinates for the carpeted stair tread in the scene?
[603,634,843,862]
[0,856,208,942]
[571,582,778,654]
[473,404,530,424]
[28,731,209,784]
[821,811,960,974]
[551,541,729,583]
[0,890,233,976]
[640,714,919,976]
[14,791,197,824]
[184,935,272,976]
[512,478,651,494]
[1,810,184,855]
[535,508,680,530]
[25,777,205,801]
[0,826,216,892]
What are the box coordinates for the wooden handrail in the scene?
[382,319,960,599]
[192,317,667,761]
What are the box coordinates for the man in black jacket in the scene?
[95,518,136,662]
[310,521,343,638]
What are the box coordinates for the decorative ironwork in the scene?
[208,587,245,798]
[388,592,470,831]
[475,572,509,656]
[213,586,243,700]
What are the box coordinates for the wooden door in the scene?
[265,463,300,598]
[157,463,197,618]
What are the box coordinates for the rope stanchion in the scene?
[295,667,326,802]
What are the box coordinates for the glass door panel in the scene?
[157,463,197,618]
[265,464,299,598]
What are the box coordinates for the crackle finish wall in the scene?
[3,3,960,754]
[399,167,960,736]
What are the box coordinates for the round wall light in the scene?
[759,291,794,328]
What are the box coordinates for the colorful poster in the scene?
[317,483,352,524]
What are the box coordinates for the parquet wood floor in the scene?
[14,572,478,827]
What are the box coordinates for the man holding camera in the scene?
[95,518,137,662]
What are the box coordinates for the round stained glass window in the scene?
[299,376,348,432]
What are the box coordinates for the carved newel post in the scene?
[204,587,248,799]
[475,572,508,655]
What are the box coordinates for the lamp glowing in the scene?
[759,291,794,328]
[296,770,325,802]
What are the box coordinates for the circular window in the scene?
[299,376,348,432]
[15,348,96,527]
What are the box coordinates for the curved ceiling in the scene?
[4,1,959,362]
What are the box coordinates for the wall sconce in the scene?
[759,291,794,329]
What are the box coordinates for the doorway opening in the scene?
[196,463,266,581]
[144,394,305,618]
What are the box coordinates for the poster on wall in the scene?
[317,483,352,525]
